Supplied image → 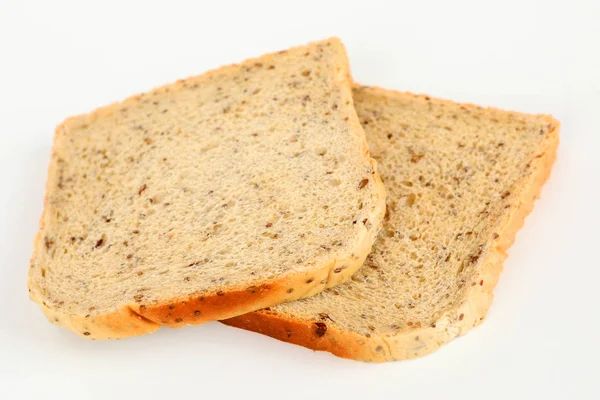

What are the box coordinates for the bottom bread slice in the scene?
[223,86,559,361]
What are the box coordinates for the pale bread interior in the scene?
[28,39,385,337]
[250,86,558,355]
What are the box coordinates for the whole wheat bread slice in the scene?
[224,86,559,361]
[28,39,386,339]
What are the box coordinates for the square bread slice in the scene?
[28,39,386,340]
[223,86,559,361]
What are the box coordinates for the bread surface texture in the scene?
[28,39,386,339]
[224,86,559,361]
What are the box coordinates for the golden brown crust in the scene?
[28,39,387,340]
[223,308,369,359]
[223,89,560,361]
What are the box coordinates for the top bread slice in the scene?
[28,39,386,340]
[224,86,559,361]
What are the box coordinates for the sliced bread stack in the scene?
[30,38,558,361]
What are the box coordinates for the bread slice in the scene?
[224,86,559,361]
[28,39,386,340]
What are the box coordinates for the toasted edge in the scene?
[223,90,560,361]
[28,38,387,340]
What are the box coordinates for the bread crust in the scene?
[223,87,560,361]
[28,39,387,340]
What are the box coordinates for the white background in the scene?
[1,0,599,398]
